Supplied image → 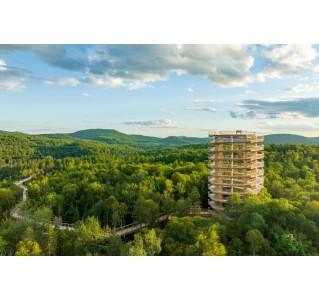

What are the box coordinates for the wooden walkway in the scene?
[12,176,215,237]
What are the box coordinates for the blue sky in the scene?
[1,44,319,137]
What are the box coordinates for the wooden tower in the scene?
[208,130,264,210]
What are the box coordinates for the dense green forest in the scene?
[1,131,319,256]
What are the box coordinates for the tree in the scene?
[142,229,162,255]
[175,198,190,216]
[128,229,162,256]
[16,227,42,256]
[195,225,226,256]
[133,199,160,225]
[46,226,57,256]
[0,219,26,255]
[246,229,264,256]
[162,216,204,255]
[225,193,242,216]
[74,216,105,255]
[305,201,319,226]
[61,183,78,203]
[33,206,54,224]
[46,193,64,218]
[161,197,175,215]
[0,236,7,255]
[15,239,42,256]
[0,188,15,218]
[275,233,306,256]
[128,234,147,256]
[239,212,267,231]
[187,187,201,207]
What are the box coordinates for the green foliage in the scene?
[127,229,162,256]
[15,239,42,256]
[246,229,265,256]
[74,216,107,255]
[133,199,160,225]
[0,236,8,255]
[70,129,210,148]
[2,131,319,256]
[195,225,227,256]
[239,212,267,231]
[162,216,223,256]
[0,188,16,218]
[128,234,147,256]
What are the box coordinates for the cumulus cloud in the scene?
[284,83,318,94]
[187,87,194,93]
[185,107,217,113]
[231,97,319,119]
[0,45,86,72]
[124,119,182,128]
[257,44,318,80]
[0,59,31,91]
[80,75,124,88]
[0,44,254,88]
[229,110,257,119]
[85,45,254,87]
[43,77,80,86]
[0,59,7,71]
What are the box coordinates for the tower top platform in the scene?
[208,130,263,141]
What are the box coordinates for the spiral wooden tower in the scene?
[208,130,264,210]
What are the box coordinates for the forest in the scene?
[0,132,319,255]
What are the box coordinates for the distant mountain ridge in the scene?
[69,129,211,147]
[68,130,319,146]
[1,129,319,147]
[263,134,319,145]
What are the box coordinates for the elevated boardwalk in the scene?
[12,176,215,238]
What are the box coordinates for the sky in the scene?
[1,44,319,137]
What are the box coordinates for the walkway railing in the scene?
[11,176,215,237]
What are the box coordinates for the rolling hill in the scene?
[264,134,319,145]
[69,129,319,146]
[69,129,211,147]
[2,129,319,147]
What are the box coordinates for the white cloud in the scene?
[0,59,7,71]
[81,76,124,88]
[127,80,148,90]
[258,44,319,80]
[124,119,182,128]
[86,45,254,88]
[284,83,318,94]
[190,99,215,104]
[185,107,217,113]
[0,59,28,91]
[231,97,319,119]
[187,87,194,93]
[0,79,25,91]
[1,45,253,88]
[82,93,93,97]
[43,77,80,86]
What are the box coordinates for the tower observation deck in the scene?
[208,130,264,210]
